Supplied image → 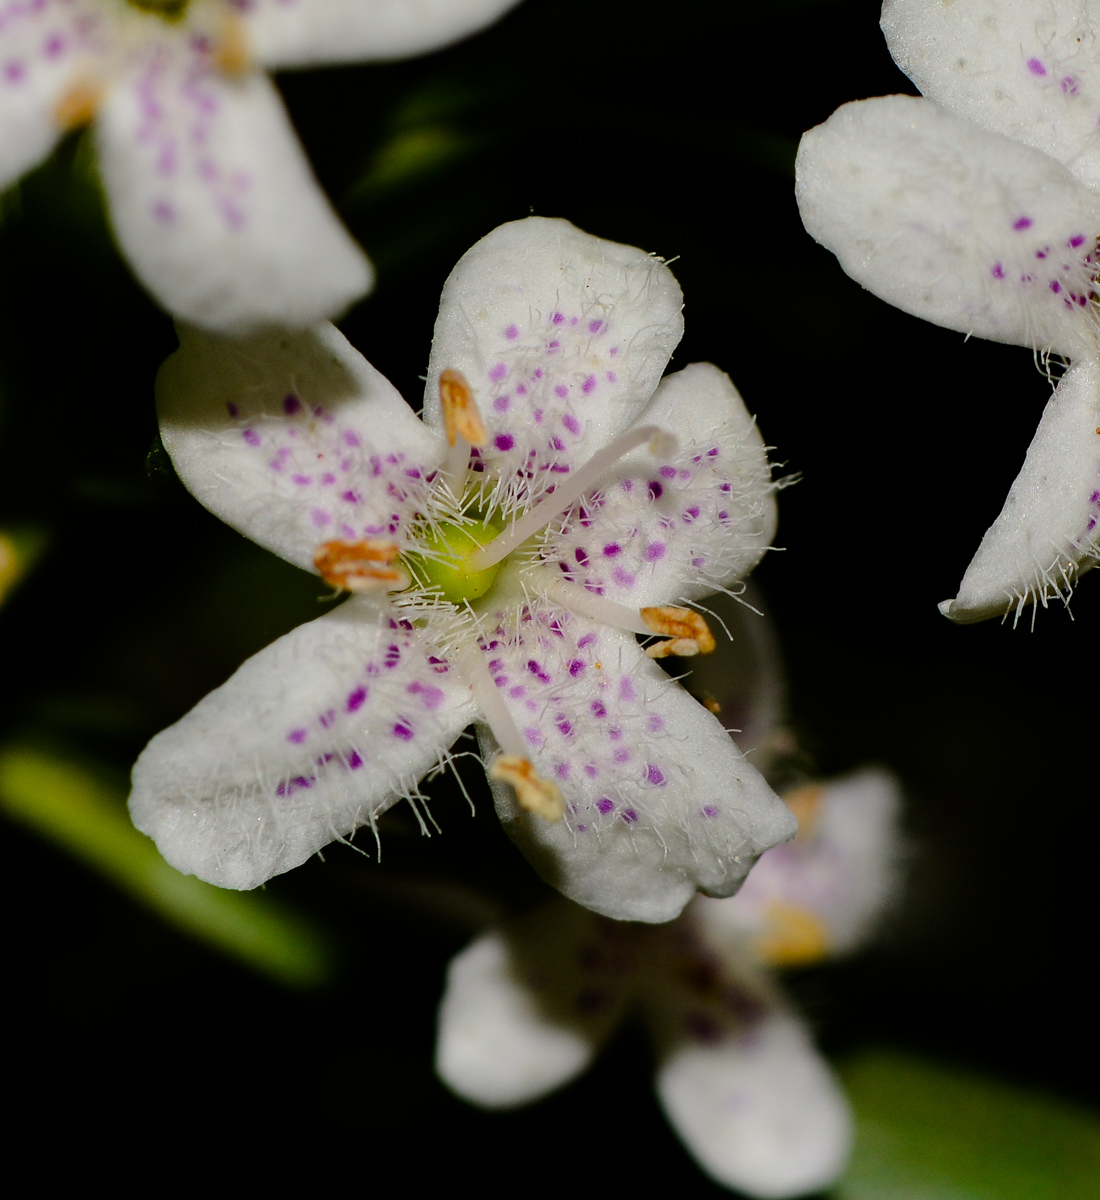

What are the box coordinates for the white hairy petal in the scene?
[436,899,638,1107]
[653,1006,851,1199]
[480,609,795,924]
[129,598,477,889]
[546,363,776,607]
[95,50,370,332]
[424,216,684,484]
[242,0,521,68]
[797,94,1100,357]
[883,0,1100,191]
[157,323,443,573]
[942,357,1100,622]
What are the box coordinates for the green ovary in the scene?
[127,0,188,18]
[407,519,503,604]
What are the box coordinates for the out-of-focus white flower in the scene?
[436,770,903,1199]
[0,0,519,330]
[129,216,796,923]
[796,0,1100,624]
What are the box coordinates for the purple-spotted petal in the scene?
[797,95,1100,358]
[95,43,370,332]
[883,0,1100,191]
[546,363,777,607]
[696,769,903,958]
[156,323,443,574]
[942,356,1100,622]
[0,0,107,186]
[476,604,796,923]
[436,896,641,1107]
[423,217,684,492]
[129,597,476,890]
[241,0,522,69]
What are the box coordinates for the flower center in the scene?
[405,516,504,605]
[126,0,188,18]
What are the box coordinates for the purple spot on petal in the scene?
[991,262,1005,279]
[647,765,665,786]
[645,542,666,562]
[555,384,569,398]
[489,363,507,382]
[1014,216,1033,230]
[505,324,519,340]
[596,797,614,814]
[495,433,515,451]
[588,319,603,333]
[1027,57,1047,76]
[393,721,413,740]
[287,729,307,744]
[243,429,260,446]
[703,805,719,818]
[347,686,367,712]
[562,414,581,435]
[621,808,639,824]
[347,751,363,769]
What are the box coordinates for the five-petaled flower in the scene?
[0,0,518,330]
[796,0,1100,624]
[436,768,902,1199]
[129,216,797,923]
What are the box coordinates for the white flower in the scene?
[795,0,1100,624]
[128,216,797,923]
[0,0,519,331]
[435,769,903,1199]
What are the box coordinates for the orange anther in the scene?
[314,539,408,592]
[488,754,564,822]
[55,81,102,131]
[213,14,250,75]
[439,369,487,448]
[641,606,716,657]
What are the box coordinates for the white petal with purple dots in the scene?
[797,95,1100,358]
[941,356,1100,622]
[883,0,1100,191]
[482,606,794,924]
[130,597,478,890]
[423,216,685,490]
[157,323,443,574]
[0,0,104,186]
[95,48,370,333]
[241,0,523,70]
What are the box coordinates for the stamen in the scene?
[314,539,409,592]
[641,606,716,658]
[544,578,651,636]
[469,423,677,570]
[459,642,564,822]
[489,755,564,822]
[439,369,487,491]
[55,81,102,131]
[213,14,250,75]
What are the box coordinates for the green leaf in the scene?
[0,745,335,988]
[837,1049,1100,1200]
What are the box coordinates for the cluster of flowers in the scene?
[2,4,914,1194]
[797,0,1100,624]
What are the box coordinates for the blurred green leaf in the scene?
[837,1049,1100,1200]
[0,525,48,606]
[0,745,335,988]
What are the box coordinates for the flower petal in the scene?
[0,0,103,186]
[883,0,1100,190]
[546,363,777,606]
[423,216,684,490]
[436,897,640,1107]
[796,94,1100,357]
[95,46,370,331]
[941,357,1100,622]
[157,323,443,573]
[129,597,477,889]
[696,769,904,962]
[241,0,522,69]
[652,1000,851,1198]
[477,603,796,923]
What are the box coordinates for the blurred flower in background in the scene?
[436,770,902,1198]
[0,0,519,329]
[796,0,1100,626]
[130,215,795,920]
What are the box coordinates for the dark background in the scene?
[2,0,1094,1190]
